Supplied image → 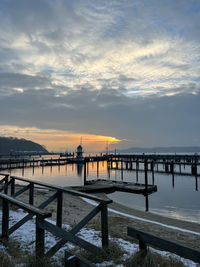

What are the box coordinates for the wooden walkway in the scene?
[71,179,157,194]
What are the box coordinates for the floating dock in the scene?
[71,179,157,194]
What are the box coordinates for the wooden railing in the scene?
[0,173,112,259]
[127,227,200,264]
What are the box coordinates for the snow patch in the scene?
[0,208,197,266]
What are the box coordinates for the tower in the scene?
[76,145,83,159]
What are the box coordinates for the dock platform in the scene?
[71,179,157,194]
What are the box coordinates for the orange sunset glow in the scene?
[0,125,121,152]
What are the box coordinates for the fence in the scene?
[127,226,200,263]
[0,173,112,259]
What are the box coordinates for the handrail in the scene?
[0,192,51,219]
[127,227,200,263]
[0,173,9,176]
[10,175,112,204]
[0,173,111,258]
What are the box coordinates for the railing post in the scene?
[11,178,15,196]
[29,182,34,205]
[57,190,63,228]
[4,175,9,194]
[36,216,45,259]
[2,199,9,238]
[101,203,108,249]
[138,237,147,252]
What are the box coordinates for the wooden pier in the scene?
[0,153,200,176]
[72,179,157,194]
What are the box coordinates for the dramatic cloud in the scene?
[0,0,200,150]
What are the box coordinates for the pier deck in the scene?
[71,179,157,194]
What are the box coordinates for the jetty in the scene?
[72,179,157,194]
[0,153,200,176]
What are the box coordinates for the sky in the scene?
[0,0,200,152]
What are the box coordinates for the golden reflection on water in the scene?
[9,161,109,187]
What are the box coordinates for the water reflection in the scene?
[77,163,83,177]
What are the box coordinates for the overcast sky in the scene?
[0,0,200,152]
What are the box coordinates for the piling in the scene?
[144,160,149,212]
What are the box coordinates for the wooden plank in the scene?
[127,227,200,263]
[39,220,101,255]
[10,175,112,204]
[9,213,33,235]
[13,184,30,198]
[9,192,58,235]
[46,204,101,257]
[0,192,51,218]
[71,204,101,234]
[38,192,58,209]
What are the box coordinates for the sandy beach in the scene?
[14,185,200,252]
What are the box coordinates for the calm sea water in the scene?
[7,159,200,224]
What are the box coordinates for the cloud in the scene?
[0,0,199,96]
[0,0,200,149]
[1,85,200,148]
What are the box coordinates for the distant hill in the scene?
[117,146,200,153]
[0,137,48,155]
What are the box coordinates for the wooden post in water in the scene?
[32,163,35,175]
[130,161,133,170]
[84,159,87,185]
[87,161,89,177]
[121,159,123,181]
[144,160,149,212]
[42,157,44,174]
[125,162,128,170]
[97,160,99,178]
[136,160,139,182]
[116,161,118,169]
[108,162,110,179]
[195,174,198,191]
[193,162,198,191]
[171,161,174,188]
[151,160,154,185]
